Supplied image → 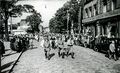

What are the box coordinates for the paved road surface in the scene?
[1,42,21,73]
[12,40,120,73]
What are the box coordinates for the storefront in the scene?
[98,16,120,38]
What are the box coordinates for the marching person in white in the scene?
[29,38,33,49]
[66,36,75,59]
[40,37,44,48]
[43,37,51,60]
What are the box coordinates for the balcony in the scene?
[82,8,120,23]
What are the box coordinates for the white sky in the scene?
[10,0,69,27]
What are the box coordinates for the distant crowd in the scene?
[0,34,35,57]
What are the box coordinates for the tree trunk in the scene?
[0,20,4,39]
[4,17,9,41]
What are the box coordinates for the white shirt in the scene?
[109,43,115,52]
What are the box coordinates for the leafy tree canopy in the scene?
[0,0,36,40]
[25,12,43,33]
[49,0,80,33]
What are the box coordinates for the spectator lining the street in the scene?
[109,41,117,60]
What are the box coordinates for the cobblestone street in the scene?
[11,40,120,73]
[1,42,22,73]
[1,0,120,73]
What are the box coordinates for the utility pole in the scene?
[78,0,84,34]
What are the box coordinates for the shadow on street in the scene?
[1,60,16,72]
[4,52,17,57]
[1,69,10,73]
[113,64,120,72]
[29,47,38,50]
[5,49,11,51]
[49,53,55,60]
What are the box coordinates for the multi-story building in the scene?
[17,19,29,31]
[38,24,43,34]
[82,0,120,38]
[43,27,49,33]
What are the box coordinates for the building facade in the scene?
[82,0,120,38]
[44,27,50,33]
[17,19,29,30]
[38,24,43,34]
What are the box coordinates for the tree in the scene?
[0,0,36,41]
[49,0,80,33]
[49,17,64,33]
[25,12,42,33]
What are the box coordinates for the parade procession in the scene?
[1,0,120,73]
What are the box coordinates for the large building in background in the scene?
[38,24,44,35]
[17,19,30,31]
[43,27,49,33]
[12,19,29,35]
[82,0,120,38]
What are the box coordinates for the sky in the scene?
[10,0,69,27]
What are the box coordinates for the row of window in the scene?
[83,0,120,19]
[84,4,97,18]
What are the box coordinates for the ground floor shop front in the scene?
[83,16,120,38]
[81,16,120,47]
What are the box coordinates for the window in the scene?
[116,0,120,8]
[93,5,96,16]
[103,2,107,13]
[111,0,115,10]
[111,0,120,10]
[107,0,111,12]
[84,0,93,4]
[103,0,107,5]
[94,4,98,15]
[85,8,89,18]
[89,7,92,17]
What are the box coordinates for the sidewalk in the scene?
[1,42,22,73]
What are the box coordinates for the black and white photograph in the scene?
[0,0,120,73]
